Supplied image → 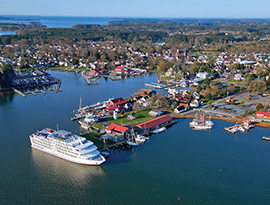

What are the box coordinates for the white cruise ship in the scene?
[29,128,106,166]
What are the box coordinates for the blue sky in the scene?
[1,0,270,18]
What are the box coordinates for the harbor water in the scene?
[0,71,270,204]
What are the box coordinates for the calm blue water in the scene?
[0,15,121,27]
[0,71,270,204]
[0,30,16,35]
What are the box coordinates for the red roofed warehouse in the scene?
[136,115,174,135]
[255,111,270,121]
[106,123,131,142]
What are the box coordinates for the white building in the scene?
[196,72,210,79]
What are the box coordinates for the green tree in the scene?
[256,103,263,111]
[205,93,212,100]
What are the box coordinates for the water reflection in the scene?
[0,91,14,104]
[31,149,105,187]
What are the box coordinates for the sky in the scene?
[1,0,270,18]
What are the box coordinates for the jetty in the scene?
[82,71,99,85]
[145,82,166,89]
[12,88,26,97]
[224,123,255,134]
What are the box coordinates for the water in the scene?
[0,30,16,35]
[0,15,121,27]
[1,71,270,204]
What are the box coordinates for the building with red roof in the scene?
[105,123,131,142]
[174,103,189,113]
[255,111,270,121]
[136,115,173,134]
[108,97,127,107]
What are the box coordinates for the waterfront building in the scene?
[136,115,173,135]
[255,111,270,121]
[105,123,131,142]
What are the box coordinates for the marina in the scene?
[224,120,255,134]
[1,71,270,204]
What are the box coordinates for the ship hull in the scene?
[30,143,105,166]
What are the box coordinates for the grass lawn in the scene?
[107,109,155,125]
[92,122,104,130]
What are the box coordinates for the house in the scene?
[234,74,244,81]
[108,98,127,107]
[134,89,156,99]
[88,70,99,77]
[148,110,163,117]
[226,98,235,103]
[114,66,125,75]
[243,120,251,126]
[174,103,189,113]
[180,97,190,104]
[196,72,210,79]
[136,115,173,135]
[190,99,200,108]
[105,123,131,142]
[255,111,270,121]
[127,113,136,120]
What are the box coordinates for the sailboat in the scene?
[126,129,138,147]
[193,115,212,130]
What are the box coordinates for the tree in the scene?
[71,58,79,66]
[133,102,140,111]
[203,78,211,86]
[256,103,263,111]
[205,93,212,100]
[196,85,202,92]
[0,64,14,88]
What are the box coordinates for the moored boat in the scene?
[29,128,106,165]
[151,127,166,134]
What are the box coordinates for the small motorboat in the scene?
[151,127,166,134]
[126,141,138,147]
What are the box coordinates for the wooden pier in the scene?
[12,88,26,97]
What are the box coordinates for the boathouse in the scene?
[136,115,173,135]
[105,123,131,142]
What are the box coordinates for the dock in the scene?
[12,88,26,97]
[82,71,99,85]
[224,123,255,134]
[145,83,165,89]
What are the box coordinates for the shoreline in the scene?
[172,114,270,128]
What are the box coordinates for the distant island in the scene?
[0,22,46,31]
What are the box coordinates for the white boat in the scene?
[238,126,245,132]
[192,115,213,130]
[135,135,148,143]
[151,127,166,134]
[193,125,212,130]
[189,119,200,127]
[29,128,106,166]
[168,88,179,95]
[78,120,90,130]
[205,120,214,126]
[126,141,138,147]
[84,113,98,123]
